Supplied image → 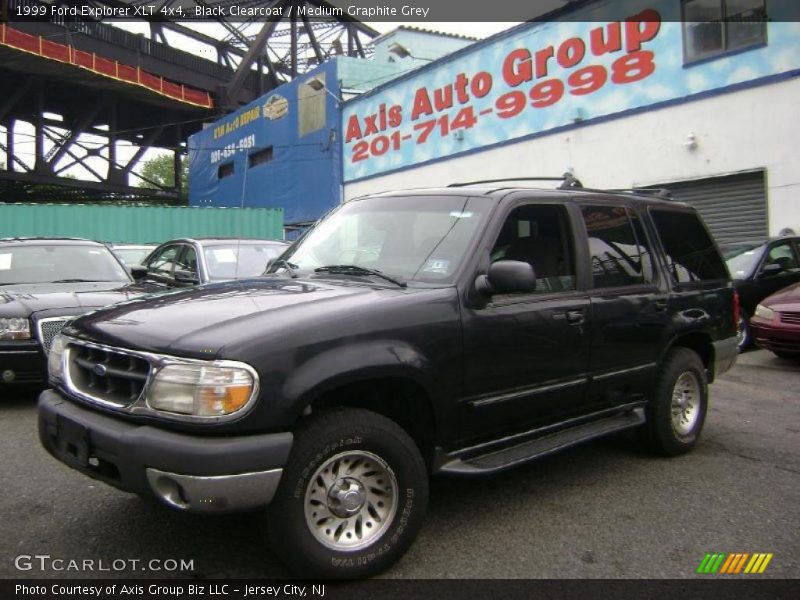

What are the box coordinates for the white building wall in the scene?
[344,77,800,236]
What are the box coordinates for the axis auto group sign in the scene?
[342,7,663,181]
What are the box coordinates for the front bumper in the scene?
[750,319,800,355]
[0,341,45,386]
[38,389,293,513]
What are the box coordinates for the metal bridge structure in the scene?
[0,0,378,202]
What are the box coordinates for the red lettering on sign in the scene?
[534,46,554,78]
[345,115,362,143]
[590,22,622,55]
[529,78,565,108]
[471,71,493,98]
[611,50,656,84]
[454,73,471,104]
[625,9,661,52]
[502,48,532,87]
[434,86,454,111]
[557,37,586,69]
[567,65,607,95]
[388,105,402,128]
[411,87,434,120]
[363,114,379,136]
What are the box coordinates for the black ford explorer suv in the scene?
[39,178,738,578]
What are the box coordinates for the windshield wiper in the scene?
[50,279,109,283]
[269,259,298,278]
[314,265,407,288]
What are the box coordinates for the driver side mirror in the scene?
[129,265,148,281]
[475,260,536,295]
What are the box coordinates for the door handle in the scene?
[654,300,668,312]
[566,310,585,324]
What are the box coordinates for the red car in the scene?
[749,282,800,359]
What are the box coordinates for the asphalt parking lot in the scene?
[1,350,797,580]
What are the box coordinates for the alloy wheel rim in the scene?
[304,450,398,551]
[736,316,748,349]
[670,370,701,436]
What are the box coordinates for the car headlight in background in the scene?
[0,317,31,340]
[48,334,66,383]
[754,304,775,321]
[146,363,256,417]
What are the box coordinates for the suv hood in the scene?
[64,277,418,356]
[0,282,139,319]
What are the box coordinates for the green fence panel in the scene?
[0,204,283,244]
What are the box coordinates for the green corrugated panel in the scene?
[0,204,283,243]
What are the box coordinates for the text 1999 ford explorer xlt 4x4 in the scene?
[39,180,738,578]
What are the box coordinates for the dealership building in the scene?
[190,0,800,242]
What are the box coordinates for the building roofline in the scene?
[371,25,480,46]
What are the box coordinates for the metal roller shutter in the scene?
[649,171,767,244]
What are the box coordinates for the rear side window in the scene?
[650,209,728,283]
[581,205,655,288]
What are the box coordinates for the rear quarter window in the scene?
[650,209,728,284]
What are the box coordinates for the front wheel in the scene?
[266,408,428,579]
[640,347,708,456]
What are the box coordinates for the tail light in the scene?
[733,289,740,328]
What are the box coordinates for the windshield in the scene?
[270,195,489,283]
[204,242,286,280]
[113,247,155,266]
[723,242,763,279]
[0,244,131,285]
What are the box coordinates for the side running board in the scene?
[438,409,645,475]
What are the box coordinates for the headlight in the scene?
[754,304,775,320]
[0,317,31,340]
[48,334,66,383]
[146,363,256,417]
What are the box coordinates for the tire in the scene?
[736,309,750,352]
[266,408,428,579]
[640,347,708,456]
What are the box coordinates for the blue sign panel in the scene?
[342,0,800,182]
[189,60,341,224]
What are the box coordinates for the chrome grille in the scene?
[779,311,800,325]
[67,342,151,406]
[37,318,69,353]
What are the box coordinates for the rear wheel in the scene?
[266,408,428,579]
[736,310,750,351]
[640,348,708,456]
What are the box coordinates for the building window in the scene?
[248,146,273,168]
[218,162,234,179]
[682,0,767,64]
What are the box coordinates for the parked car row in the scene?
[0,236,287,390]
[749,282,800,359]
[722,235,800,350]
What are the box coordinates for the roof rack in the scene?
[607,187,674,199]
[448,172,583,190]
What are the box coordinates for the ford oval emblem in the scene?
[93,363,107,377]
